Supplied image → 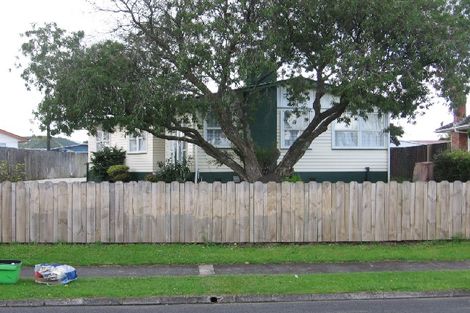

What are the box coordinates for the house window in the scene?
[129,133,147,153]
[96,130,110,151]
[170,131,187,163]
[333,113,387,149]
[280,109,313,148]
[204,114,231,148]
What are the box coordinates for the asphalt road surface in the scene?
[2,297,470,313]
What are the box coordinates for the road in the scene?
[1,297,470,313]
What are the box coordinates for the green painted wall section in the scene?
[248,86,277,148]
[197,171,388,183]
[90,171,387,183]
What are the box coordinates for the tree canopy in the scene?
[22,0,470,181]
[18,23,84,149]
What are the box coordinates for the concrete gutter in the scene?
[2,291,470,307]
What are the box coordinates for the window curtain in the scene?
[333,114,386,148]
[360,115,384,147]
[282,109,312,148]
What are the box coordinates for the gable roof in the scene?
[51,143,88,153]
[0,129,27,142]
[435,116,470,133]
[19,136,78,149]
[236,76,323,92]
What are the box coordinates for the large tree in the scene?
[45,0,469,181]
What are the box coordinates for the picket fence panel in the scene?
[0,180,468,243]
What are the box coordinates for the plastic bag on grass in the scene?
[34,264,77,285]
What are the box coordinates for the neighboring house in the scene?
[435,106,469,151]
[390,140,448,148]
[88,130,172,180]
[51,143,88,154]
[88,79,391,182]
[19,136,78,150]
[0,129,27,148]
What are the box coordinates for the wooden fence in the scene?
[0,180,469,243]
[0,147,87,180]
[390,142,449,180]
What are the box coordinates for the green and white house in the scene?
[88,80,390,182]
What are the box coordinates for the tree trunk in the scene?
[46,125,51,151]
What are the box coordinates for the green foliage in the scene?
[0,161,26,182]
[272,0,470,117]
[390,176,409,183]
[23,1,470,181]
[90,147,126,181]
[283,174,303,183]
[106,165,131,182]
[386,124,404,146]
[18,23,85,136]
[255,146,280,176]
[434,150,470,182]
[145,159,191,183]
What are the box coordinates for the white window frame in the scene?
[332,113,388,150]
[203,118,231,148]
[128,133,147,153]
[170,131,187,163]
[96,130,110,151]
[279,108,314,149]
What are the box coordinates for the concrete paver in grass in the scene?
[20,260,470,278]
[198,265,216,276]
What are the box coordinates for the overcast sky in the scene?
[0,0,467,143]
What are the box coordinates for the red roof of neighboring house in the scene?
[0,129,28,142]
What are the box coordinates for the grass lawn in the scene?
[1,271,470,301]
[0,241,470,266]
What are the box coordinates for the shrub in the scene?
[0,161,26,182]
[107,165,131,182]
[90,147,126,181]
[255,146,280,175]
[144,173,159,183]
[283,173,303,183]
[434,150,470,182]
[145,159,191,183]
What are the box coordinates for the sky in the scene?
[0,0,467,143]
[0,0,112,143]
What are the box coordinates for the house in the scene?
[19,136,78,150]
[435,105,469,151]
[88,79,390,182]
[51,143,88,154]
[0,129,27,148]
[390,140,448,148]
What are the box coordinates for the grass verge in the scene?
[1,270,470,301]
[1,241,470,266]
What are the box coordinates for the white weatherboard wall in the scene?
[277,113,388,172]
[89,131,166,173]
[0,133,20,148]
[195,86,388,174]
[195,146,230,173]
[276,87,388,173]
[195,125,387,173]
[153,137,166,170]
